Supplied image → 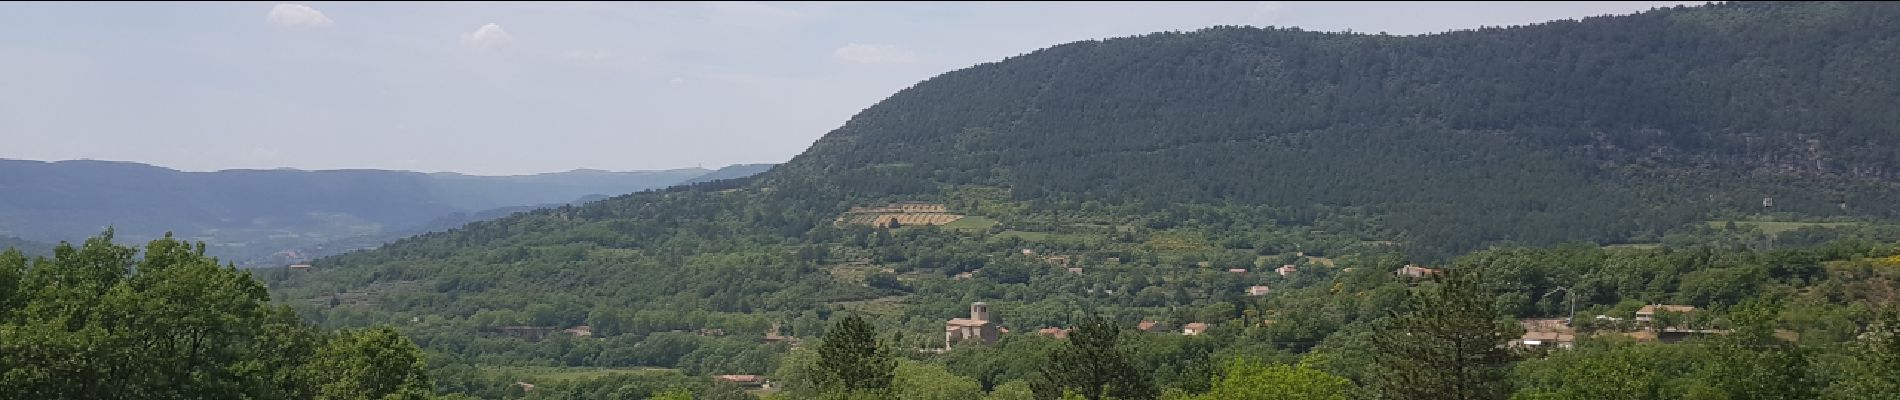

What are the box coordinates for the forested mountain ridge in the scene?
[768,0,1900,254]
[265,2,1900,398]
[0,159,766,263]
[345,1,1900,262]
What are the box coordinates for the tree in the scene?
[1190,359,1350,400]
[652,387,696,400]
[311,327,434,400]
[1509,343,1704,400]
[1371,269,1521,400]
[1702,300,1814,400]
[1038,315,1157,400]
[894,360,985,400]
[0,232,435,400]
[987,381,1037,400]
[815,314,896,395]
[1822,316,1900,399]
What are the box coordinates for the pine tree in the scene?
[1038,315,1157,400]
[1372,269,1522,400]
[816,314,895,395]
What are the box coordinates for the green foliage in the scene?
[894,360,985,400]
[815,314,896,395]
[1189,359,1349,400]
[987,381,1038,400]
[510,369,701,400]
[1700,300,1817,400]
[1373,269,1523,400]
[0,231,434,400]
[312,327,435,400]
[1821,318,1900,399]
[1512,344,1714,400]
[651,387,696,400]
[1039,315,1158,400]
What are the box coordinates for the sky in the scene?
[0,1,1699,175]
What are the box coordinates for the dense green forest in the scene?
[11,1,1900,399]
[776,0,1900,258]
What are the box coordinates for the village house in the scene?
[289,264,312,270]
[1635,304,1698,324]
[1045,255,1071,267]
[1514,331,1577,349]
[1394,264,1441,278]
[1066,267,1084,275]
[1137,320,1174,333]
[945,302,1001,349]
[1511,319,1575,349]
[1276,264,1298,276]
[1247,285,1272,296]
[1182,323,1211,336]
[1227,268,1248,274]
[1036,327,1071,339]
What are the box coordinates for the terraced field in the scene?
[836,202,966,226]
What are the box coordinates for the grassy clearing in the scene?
[1303,256,1336,267]
[943,216,1000,232]
[1707,221,1860,235]
[827,265,887,284]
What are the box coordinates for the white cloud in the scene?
[266,3,333,29]
[832,43,917,65]
[462,23,514,52]
[1252,1,1286,26]
[668,77,687,86]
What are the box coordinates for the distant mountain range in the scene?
[675,163,777,186]
[0,235,50,257]
[0,159,773,263]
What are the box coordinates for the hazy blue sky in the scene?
[0,1,1696,175]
